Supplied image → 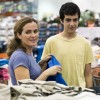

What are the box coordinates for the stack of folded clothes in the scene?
[0,59,9,84]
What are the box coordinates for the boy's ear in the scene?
[60,19,63,24]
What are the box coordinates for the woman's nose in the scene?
[30,32,38,37]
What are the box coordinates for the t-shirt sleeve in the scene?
[41,38,51,59]
[85,41,94,64]
[12,53,30,70]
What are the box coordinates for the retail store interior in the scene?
[0,0,100,100]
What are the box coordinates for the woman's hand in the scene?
[38,55,51,71]
[36,65,62,81]
[44,65,62,76]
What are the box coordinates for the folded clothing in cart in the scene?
[0,68,9,80]
[0,59,9,66]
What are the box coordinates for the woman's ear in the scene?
[17,33,21,40]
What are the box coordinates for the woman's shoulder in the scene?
[12,49,25,55]
[10,49,27,59]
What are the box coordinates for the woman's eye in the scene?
[34,29,38,34]
[26,30,31,34]
[25,29,39,34]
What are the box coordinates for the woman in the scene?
[7,17,61,85]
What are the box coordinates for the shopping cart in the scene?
[92,66,100,86]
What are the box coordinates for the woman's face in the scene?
[17,21,39,48]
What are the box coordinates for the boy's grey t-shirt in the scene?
[9,49,42,85]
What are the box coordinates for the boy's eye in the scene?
[65,18,71,22]
[65,18,78,22]
[73,18,78,22]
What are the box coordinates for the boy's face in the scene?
[61,14,79,34]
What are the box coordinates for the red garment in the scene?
[0,68,9,80]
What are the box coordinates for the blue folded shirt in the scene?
[46,55,67,86]
[0,59,9,66]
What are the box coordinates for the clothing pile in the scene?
[0,79,100,100]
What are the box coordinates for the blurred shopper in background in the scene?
[41,2,94,88]
[7,17,61,85]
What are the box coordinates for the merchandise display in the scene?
[38,22,61,45]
